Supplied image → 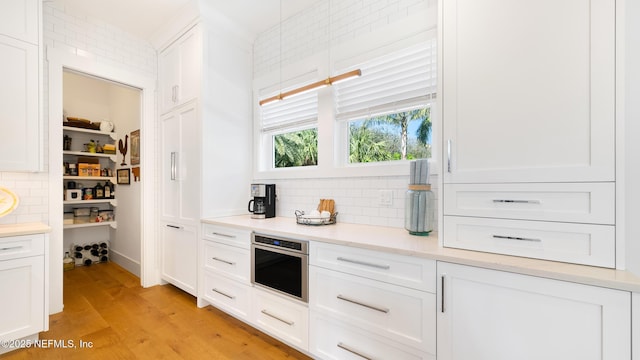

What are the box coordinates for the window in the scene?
[335,41,437,164]
[259,88,318,169]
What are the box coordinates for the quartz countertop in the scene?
[202,215,640,293]
[0,222,50,237]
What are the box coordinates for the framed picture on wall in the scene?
[131,129,140,165]
[117,168,130,185]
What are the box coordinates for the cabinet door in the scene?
[158,26,200,114]
[160,223,197,296]
[437,262,631,360]
[0,36,39,171]
[0,0,39,44]
[159,103,200,223]
[442,0,615,183]
[0,256,45,341]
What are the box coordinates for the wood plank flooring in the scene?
[1,262,312,360]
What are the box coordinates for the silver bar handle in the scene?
[212,232,236,239]
[441,275,446,313]
[492,235,541,242]
[260,309,294,326]
[337,295,389,314]
[447,139,452,173]
[166,224,182,230]
[212,288,235,299]
[212,257,235,266]
[170,152,177,180]
[493,199,541,204]
[0,246,23,251]
[336,257,390,270]
[337,343,373,360]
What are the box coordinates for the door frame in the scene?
[47,47,160,313]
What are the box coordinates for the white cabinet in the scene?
[442,0,615,184]
[437,262,631,360]
[252,287,309,351]
[159,102,200,224]
[158,25,200,115]
[0,233,48,354]
[198,224,252,321]
[0,0,40,172]
[309,242,436,359]
[441,0,617,266]
[0,0,39,44]
[160,223,197,296]
[634,293,640,360]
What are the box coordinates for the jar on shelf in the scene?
[404,184,435,236]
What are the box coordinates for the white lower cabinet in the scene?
[202,272,251,320]
[309,242,437,359]
[160,223,197,296]
[634,293,640,360]
[437,262,631,360]
[0,233,48,354]
[252,287,309,351]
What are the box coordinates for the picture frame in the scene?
[130,129,140,165]
[117,168,130,185]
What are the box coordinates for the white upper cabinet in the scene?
[0,0,40,171]
[0,0,39,44]
[442,0,615,183]
[158,25,201,115]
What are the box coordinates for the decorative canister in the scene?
[404,184,435,236]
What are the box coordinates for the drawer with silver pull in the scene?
[309,266,436,354]
[0,234,45,261]
[310,312,435,360]
[202,224,251,249]
[310,241,436,292]
[443,216,615,267]
[203,272,251,321]
[252,287,309,351]
[444,182,615,224]
[203,240,250,283]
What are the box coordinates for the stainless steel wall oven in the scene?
[251,233,308,303]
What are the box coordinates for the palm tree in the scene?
[274,129,318,167]
[369,107,431,160]
[349,122,391,163]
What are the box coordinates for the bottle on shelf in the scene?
[104,182,112,199]
[94,182,104,199]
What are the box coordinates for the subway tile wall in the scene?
[254,0,437,229]
[0,2,156,226]
[264,175,438,228]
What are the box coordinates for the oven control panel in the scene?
[253,234,308,254]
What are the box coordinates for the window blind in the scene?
[260,90,318,133]
[335,40,437,121]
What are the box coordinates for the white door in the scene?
[0,36,39,171]
[0,256,45,341]
[160,223,197,296]
[437,262,631,360]
[0,0,39,44]
[442,0,615,183]
[159,102,200,223]
[158,25,200,114]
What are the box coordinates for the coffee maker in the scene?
[248,184,276,219]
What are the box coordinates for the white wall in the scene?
[252,0,437,229]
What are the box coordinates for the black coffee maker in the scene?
[248,184,276,219]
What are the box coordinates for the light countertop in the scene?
[0,222,50,237]
[203,215,640,293]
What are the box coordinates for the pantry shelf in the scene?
[63,150,117,162]
[62,126,117,140]
[64,199,117,206]
[64,221,117,230]
[63,176,116,182]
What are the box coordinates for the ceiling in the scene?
[54,0,319,42]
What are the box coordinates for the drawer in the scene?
[0,234,45,261]
[310,241,436,293]
[202,224,251,249]
[310,312,435,360]
[203,240,250,283]
[444,182,615,224]
[252,288,309,352]
[202,272,251,321]
[309,266,436,353]
[443,216,615,267]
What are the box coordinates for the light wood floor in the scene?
[1,262,312,360]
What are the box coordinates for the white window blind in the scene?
[260,90,318,133]
[335,40,437,121]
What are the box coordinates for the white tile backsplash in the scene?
[261,175,438,229]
